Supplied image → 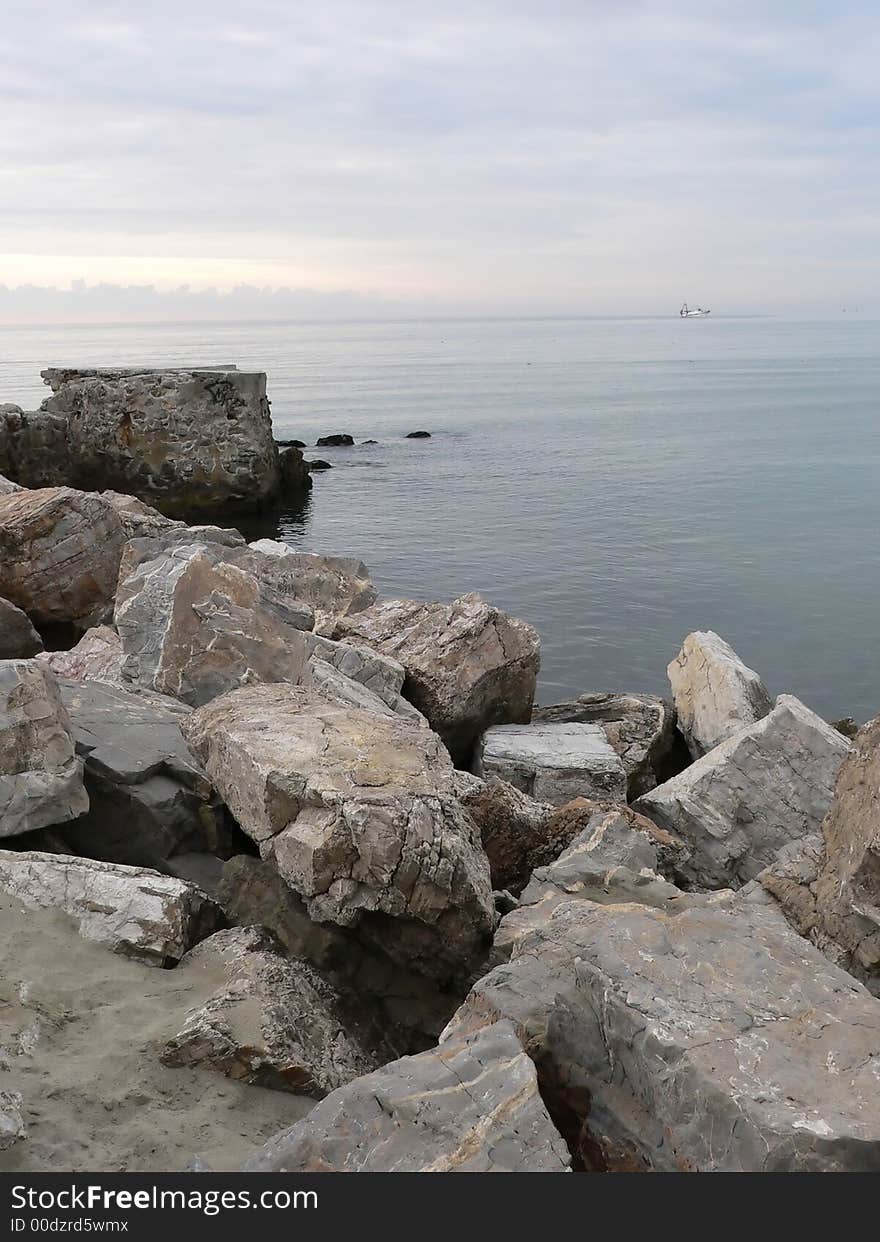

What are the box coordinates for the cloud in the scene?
[1,1,878,318]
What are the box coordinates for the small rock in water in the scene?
[306,459,333,470]
[406,430,431,439]
[276,439,306,448]
[315,434,354,447]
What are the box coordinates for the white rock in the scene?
[474,722,627,807]
[667,630,773,757]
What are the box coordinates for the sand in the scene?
[0,894,315,1172]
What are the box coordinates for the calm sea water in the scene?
[2,316,879,721]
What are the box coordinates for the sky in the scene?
[1,0,878,322]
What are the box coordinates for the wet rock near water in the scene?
[668,630,773,757]
[315,434,354,447]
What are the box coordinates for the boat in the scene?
[680,302,710,318]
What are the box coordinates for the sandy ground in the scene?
[0,894,315,1172]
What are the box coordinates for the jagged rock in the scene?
[338,593,540,765]
[475,723,627,807]
[0,471,23,495]
[246,545,377,632]
[0,597,43,659]
[304,656,425,724]
[0,487,125,628]
[37,626,125,686]
[830,717,860,740]
[493,801,698,961]
[182,684,495,980]
[37,366,281,515]
[444,897,880,1171]
[635,695,849,889]
[813,717,880,987]
[114,543,313,706]
[160,927,383,1095]
[0,660,87,838]
[278,447,313,495]
[57,680,227,872]
[533,691,680,798]
[97,491,182,539]
[0,1090,26,1151]
[0,404,71,488]
[243,1021,571,1172]
[457,777,555,894]
[0,851,222,964]
[667,630,773,757]
[755,835,826,942]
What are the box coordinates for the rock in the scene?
[475,723,627,807]
[243,1020,571,1172]
[0,1090,26,1151]
[0,660,88,838]
[57,680,227,872]
[457,777,555,894]
[278,446,313,495]
[444,897,880,1171]
[533,691,680,798]
[37,626,124,686]
[181,684,496,980]
[830,716,860,740]
[0,403,72,489]
[38,366,281,515]
[160,927,383,1095]
[667,630,773,757]
[756,834,826,942]
[306,459,332,471]
[114,542,313,707]
[242,548,376,632]
[0,851,222,965]
[813,716,880,988]
[405,431,431,439]
[0,487,125,629]
[97,491,182,539]
[0,471,23,495]
[493,801,697,961]
[634,695,850,889]
[315,434,354,447]
[276,439,306,449]
[304,656,425,724]
[338,593,540,766]
[0,597,43,658]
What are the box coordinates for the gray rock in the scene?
[181,684,496,980]
[338,593,540,766]
[0,1090,26,1151]
[37,366,281,515]
[635,695,850,889]
[444,897,880,1171]
[243,1021,571,1172]
[0,597,43,659]
[57,680,226,872]
[457,776,555,894]
[245,546,377,634]
[0,660,88,838]
[0,851,222,965]
[37,625,125,687]
[160,927,384,1095]
[533,691,679,798]
[278,446,313,496]
[667,630,773,757]
[304,655,425,724]
[0,487,125,629]
[475,722,627,807]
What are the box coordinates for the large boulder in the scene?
[634,695,849,889]
[444,897,880,1171]
[667,630,773,757]
[533,691,680,798]
[160,927,384,1095]
[0,597,43,659]
[246,546,377,634]
[181,684,496,980]
[37,366,281,515]
[0,851,222,965]
[243,1021,571,1173]
[338,593,540,766]
[56,680,226,872]
[474,722,627,807]
[0,487,125,629]
[114,543,313,706]
[0,660,88,838]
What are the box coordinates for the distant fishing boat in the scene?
[680,302,710,318]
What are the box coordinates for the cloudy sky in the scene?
[1,1,877,321]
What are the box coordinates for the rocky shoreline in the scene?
[2,366,880,1172]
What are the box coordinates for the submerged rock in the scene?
[533,691,680,798]
[0,851,222,965]
[667,630,773,757]
[243,1020,571,1173]
[475,722,627,807]
[338,593,540,766]
[181,683,496,980]
[444,897,880,1171]
[0,660,88,839]
[635,695,849,889]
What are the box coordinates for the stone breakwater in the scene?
[3,380,880,1171]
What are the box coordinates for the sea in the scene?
[2,315,878,722]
